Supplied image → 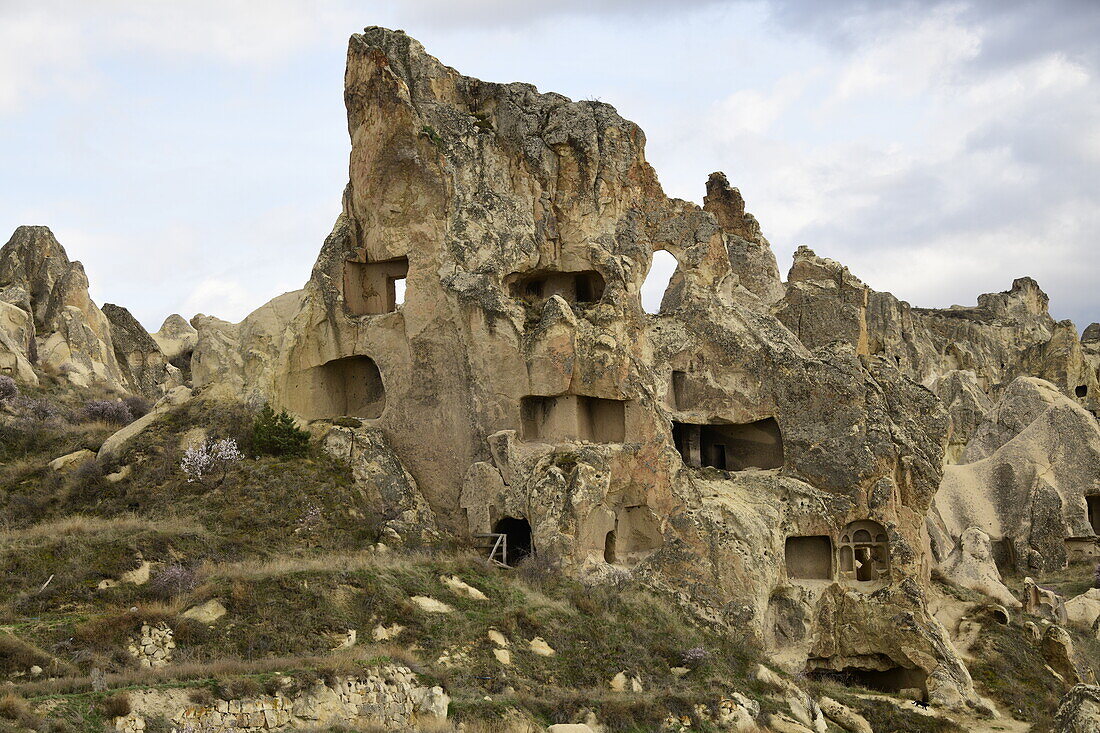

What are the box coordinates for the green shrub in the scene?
[251,405,309,457]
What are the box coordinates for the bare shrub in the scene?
[0,375,17,400]
[80,399,133,425]
[147,563,198,601]
[122,394,152,418]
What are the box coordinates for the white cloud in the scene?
[184,278,255,322]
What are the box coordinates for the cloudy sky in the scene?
[2,0,1098,329]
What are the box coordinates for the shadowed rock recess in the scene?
[4,26,1100,732]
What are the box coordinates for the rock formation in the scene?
[178,26,1000,709]
[5,24,1100,723]
[0,226,174,395]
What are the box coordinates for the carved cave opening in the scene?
[838,520,890,582]
[521,395,626,443]
[285,355,386,420]
[494,516,533,565]
[604,530,616,563]
[785,535,833,580]
[344,257,409,315]
[1088,495,1100,536]
[672,417,783,470]
[670,370,689,410]
[1076,385,1089,398]
[508,270,605,305]
[808,664,928,700]
[615,506,663,558]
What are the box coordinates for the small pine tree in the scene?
[251,404,310,457]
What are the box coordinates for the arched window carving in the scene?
[838,520,890,583]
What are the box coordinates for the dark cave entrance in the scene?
[507,270,606,305]
[1076,385,1088,398]
[604,530,617,563]
[493,517,533,566]
[808,665,928,700]
[672,417,784,470]
[1088,495,1100,536]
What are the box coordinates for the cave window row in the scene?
[784,520,891,584]
[672,418,783,471]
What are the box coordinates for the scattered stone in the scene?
[410,596,453,614]
[528,637,555,657]
[818,696,872,733]
[488,628,509,647]
[105,465,132,483]
[331,629,357,650]
[181,599,227,624]
[119,561,153,586]
[670,666,690,678]
[493,648,511,666]
[49,449,95,472]
[441,575,488,600]
[1066,589,1100,631]
[372,623,405,641]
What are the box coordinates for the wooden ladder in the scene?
[475,533,510,568]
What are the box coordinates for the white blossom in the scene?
[180,438,243,486]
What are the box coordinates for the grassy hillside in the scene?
[1,381,1096,732]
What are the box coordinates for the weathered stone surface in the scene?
[49,449,95,472]
[1055,684,1100,733]
[102,303,172,397]
[933,377,1100,573]
[320,425,439,544]
[0,226,124,389]
[1067,589,1100,632]
[176,26,990,711]
[775,247,1098,413]
[940,527,1019,607]
[152,313,197,361]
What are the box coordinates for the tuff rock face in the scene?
[7,24,1100,719]
[0,226,173,395]
[183,26,997,709]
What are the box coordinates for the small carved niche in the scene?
[344,257,409,315]
[507,270,605,305]
[785,535,833,580]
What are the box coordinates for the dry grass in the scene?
[207,547,477,581]
[11,644,420,699]
[0,692,41,728]
[0,514,206,544]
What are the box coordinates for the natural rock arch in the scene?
[640,250,679,314]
